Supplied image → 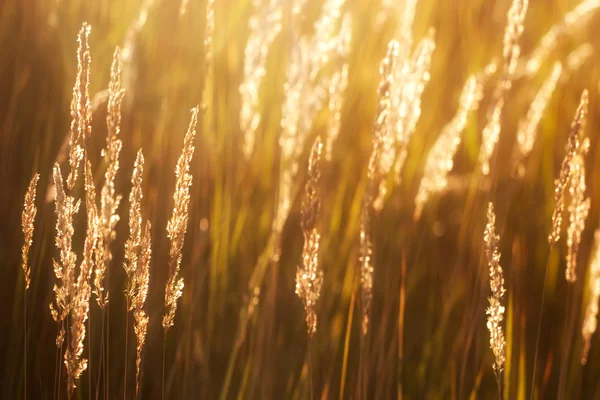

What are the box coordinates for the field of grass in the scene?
[2,0,600,398]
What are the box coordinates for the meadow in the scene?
[2,0,600,398]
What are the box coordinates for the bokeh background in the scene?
[2,0,600,398]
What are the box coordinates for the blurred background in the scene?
[2,0,600,398]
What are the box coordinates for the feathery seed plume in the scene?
[67,23,92,191]
[525,0,600,77]
[274,1,349,235]
[50,164,80,348]
[21,174,40,290]
[163,107,199,333]
[566,139,590,282]
[359,41,398,336]
[124,151,145,305]
[240,0,283,158]
[549,89,588,245]
[296,137,323,337]
[133,222,151,397]
[373,28,436,210]
[516,62,562,158]
[484,202,506,374]
[414,75,483,220]
[95,47,125,308]
[479,0,528,175]
[64,162,98,397]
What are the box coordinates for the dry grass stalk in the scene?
[64,161,99,397]
[67,23,92,191]
[296,137,324,337]
[484,202,506,375]
[478,0,528,175]
[240,0,283,158]
[274,1,349,235]
[124,150,151,398]
[21,174,40,290]
[50,164,81,348]
[516,62,562,158]
[133,222,151,397]
[373,29,436,210]
[94,47,125,308]
[414,75,483,220]
[392,28,436,180]
[581,229,600,364]
[565,139,590,282]
[359,41,398,336]
[124,150,145,306]
[525,0,600,77]
[163,107,199,333]
[549,89,588,245]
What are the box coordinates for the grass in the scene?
[2,0,600,398]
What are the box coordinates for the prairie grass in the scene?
[3,0,600,399]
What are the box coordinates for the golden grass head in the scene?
[296,137,324,337]
[95,47,125,308]
[163,107,199,334]
[566,140,590,282]
[549,89,588,245]
[64,161,99,396]
[134,222,152,396]
[67,22,92,191]
[414,74,483,220]
[50,164,81,347]
[125,150,145,305]
[484,202,506,374]
[516,62,562,159]
[21,173,40,290]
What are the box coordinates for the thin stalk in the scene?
[54,323,59,400]
[58,321,64,400]
[339,289,355,400]
[495,371,503,400]
[162,334,166,400]
[308,340,314,400]
[530,245,553,400]
[106,303,110,400]
[96,309,105,400]
[398,250,406,400]
[88,310,92,400]
[557,285,574,399]
[24,288,27,400]
[124,300,129,400]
